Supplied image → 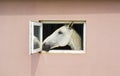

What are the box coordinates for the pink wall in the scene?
[0,1,120,76]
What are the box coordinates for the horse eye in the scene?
[58,31,63,34]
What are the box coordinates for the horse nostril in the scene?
[42,43,51,52]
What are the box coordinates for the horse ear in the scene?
[67,22,74,29]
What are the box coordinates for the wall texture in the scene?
[0,1,120,76]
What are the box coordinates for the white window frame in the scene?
[29,20,86,54]
[29,21,42,55]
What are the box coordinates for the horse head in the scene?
[42,22,74,51]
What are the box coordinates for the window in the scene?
[29,20,86,54]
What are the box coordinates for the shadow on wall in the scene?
[0,1,120,15]
[31,54,40,76]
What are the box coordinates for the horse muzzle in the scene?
[42,43,51,52]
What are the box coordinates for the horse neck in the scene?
[68,30,81,50]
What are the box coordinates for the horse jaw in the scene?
[42,35,71,51]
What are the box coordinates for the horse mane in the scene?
[68,28,81,50]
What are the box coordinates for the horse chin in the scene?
[42,44,51,52]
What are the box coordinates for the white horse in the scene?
[42,22,81,51]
